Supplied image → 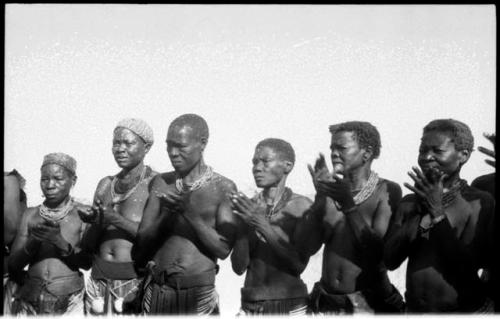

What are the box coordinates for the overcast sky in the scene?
[4,4,496,316]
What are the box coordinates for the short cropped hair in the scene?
[169,114,209,140]
[329,121,381,159]
[256,138,296,164]
[423,119,474,152]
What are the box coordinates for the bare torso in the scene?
[405,190,484,312]
[321,180,395,293]
[153,172,234,276]
[95,170,155,262]
[244,194,311,292]
[25,206,84,281]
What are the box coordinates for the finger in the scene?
[407,171,423,187]
[318,153,327,168]
[412,167,430,185]
[485,159,495,168]
[403,183,426,198]
[439,173,447,185]
[483,133,496,145]
[478,146,495,158]
[307,164,316,179]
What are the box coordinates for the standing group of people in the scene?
[3,114,496,315]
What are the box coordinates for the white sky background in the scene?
[4,4,496,317]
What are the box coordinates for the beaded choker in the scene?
[442,179,467,207]
[353,171,379,205]
[258,187,293,219]
[110,166,148,205]
[175,166,213,194]
[39,197,74,222]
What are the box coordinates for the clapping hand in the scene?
[28,219,64,245]
[316,174,355,211]
[404,166,446,217]
[229,191,270,234]
[308,153,334,191]
[154,189,185,214]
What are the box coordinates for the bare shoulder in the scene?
[4,174,21,188]
[211,172,237,193]
[376,178,402,195]
[23,206,39,221]
[285,193,313,218]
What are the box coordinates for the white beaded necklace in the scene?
[352,171,379,205]
[39,197,74,222]
[175,166,213,194]
[110,166,148,205]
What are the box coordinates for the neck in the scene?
[443,171,461,190]
[180,159,207,185]
[44,195,71,209]
[263,177,287,204]
[119,162,145,181]
[345,165,371,192]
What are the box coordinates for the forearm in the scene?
[295,196,327,256]
[260,228,306,275]
[231,235,250,275]
[8,238,39,274]
[383,224,410,270]
[106,214,139,237]
[134,212,176,265]
[183,215,231,260]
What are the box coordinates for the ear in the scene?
[283,160,294,174]
[144,143,152,154]
[458,149,471,165]
[200,136,208,152]
[71,175,77,188]
[362,146,374,163]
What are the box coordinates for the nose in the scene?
[168,146,179,157]
[420,151,435,162]
[331,150,340,160]
[253,162,263,173]
[47,179,56,188]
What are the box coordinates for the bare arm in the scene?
[4,175,25,246]
[133,175,178,267]
[231,193,309,276]
[294,194,328,258]
[383,198,419,270]
[182,185,238,260]
[8,209,41,281]
[230,219,251,275]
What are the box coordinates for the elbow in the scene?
[232,264,247,276]
[216,248,231,260]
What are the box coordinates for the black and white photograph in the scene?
[3,4,496,317]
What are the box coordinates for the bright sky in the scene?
[4,4,496,316]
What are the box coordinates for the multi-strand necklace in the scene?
[110,166,148,205]
[39,197,74,222]
[175,166,213,194]
[352,171,379,205]
[259,187,293,219]
[442,179,467,207]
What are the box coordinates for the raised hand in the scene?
[229,191,270,234]
[316,174,355,211]
[404,166,446,217]
[478,132,495,168]
[154,189,184,214]
[308,153,333,191]
[76,204,98,223]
